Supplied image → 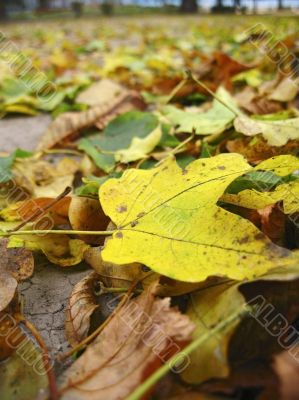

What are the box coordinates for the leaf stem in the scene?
[163,77,188,105]
[126,306,250,400]
[155,133,195,167]
[186,70,239,117]
[0,229,115,236]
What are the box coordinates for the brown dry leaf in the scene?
[258,204,286,246]
[272,345,299,400]
[65,272,99,347]
[84,245,156,289]
[0,239,34,313]
[226,136,299,164]
[37,89,145,150]
[69,197,110,245]
[235,86,282,115]
[195,51,251,90]
[59,284,195,400]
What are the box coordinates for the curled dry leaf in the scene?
[37,81,145,151]
[60,284,195,400]
[69,196,110,245]
[0,239,34,313]
[65,272,99,347]
[235,86,283,115]
[0,240,33,362]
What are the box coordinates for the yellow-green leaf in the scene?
[100,154,296,282]
[223,180,299,214]
[222,155,299,212]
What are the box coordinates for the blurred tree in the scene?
[180,0,197,13]
[36,0,51,10]
[0,0,7,20]
[72,1,84,17]
[101,0,114,15]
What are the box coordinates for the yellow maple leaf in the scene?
[99,154,297,282]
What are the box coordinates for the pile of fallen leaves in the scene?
[0,15,299,400]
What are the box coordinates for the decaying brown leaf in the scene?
[235,86,282,115]
[65,272,99,347]
[0,240,34,362]
[0,239,34,313]
[59,284,195,400]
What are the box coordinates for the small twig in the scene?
[155,133,195,167]
[9,186,72,233]
[58,279,138,361]
[186,69,239,117]
[17,315,59,400]
[163,77,188,105]
[43,149,83,156]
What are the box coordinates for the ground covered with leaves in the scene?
[0,14,299,400]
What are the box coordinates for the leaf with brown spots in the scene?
[99,154,298,283]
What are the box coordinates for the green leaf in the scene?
[79,111,160,172]
[161,87,239,135]
[0,154,15,183]
[225,170,296,195]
